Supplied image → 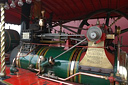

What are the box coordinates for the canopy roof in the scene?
[3,0,128,24]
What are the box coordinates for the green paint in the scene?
[18,46,112,85]
[44,47,76,78]
[20,56,30,69]
[80,75,110,85]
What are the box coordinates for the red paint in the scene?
[105,49,115,66]
[108,76,115,83]
[79,52,86,61]
[96,33,106,44]
[59,83,63,85]
[64,37,71,50]
[4,67,58,85]
[2,67,80,85]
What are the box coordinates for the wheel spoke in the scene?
[78,19,90,34]
[120,28,128,34]
[105,12,110,26]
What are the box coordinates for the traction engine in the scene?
[10,23,127,85]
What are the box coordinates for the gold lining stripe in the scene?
[36,47,49,68]
[36,47,44,68]
[74,49,82,82]
[78,74,81,83]
[43,48,49,56]
[36,47,43,55]
[38,48,46,55]
[67,48,77,77]
[70,61,75,77]
[70,48,79,81]
[36,47,47,68]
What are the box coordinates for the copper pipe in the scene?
[29,43,108,48]
[39,72,126,84]
[33,69,40,72]
[57,72,108,81]
[38,76,73,85]
[36,57,41,75]
[39,72,108,84]
[30,58,41,75]
[12,58,16,66]
[35,69,40,76]
[17,46,38,57]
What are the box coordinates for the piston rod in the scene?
[37,33,85,37]
[53,38,86,60]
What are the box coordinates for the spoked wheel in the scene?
[77,9,128,85]
[77,9,128,34]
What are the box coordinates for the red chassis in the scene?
[0,67,82,85]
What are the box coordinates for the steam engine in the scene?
[10,24,127,85]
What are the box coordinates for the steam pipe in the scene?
[38,72,109,85]
[38,76,73,85]
[57,72,108,81]
[38,72,127,85]
[39,72,125,84]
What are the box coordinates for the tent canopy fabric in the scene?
[3,0,128,25]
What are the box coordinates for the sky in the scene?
[5,23,21,34]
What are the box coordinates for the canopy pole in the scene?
[0,3,6,78]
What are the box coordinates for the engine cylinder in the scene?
[16,45,110,85]
[4,29,20,52]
